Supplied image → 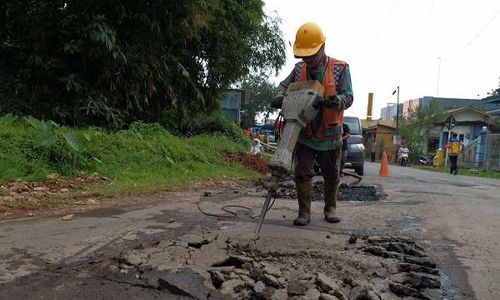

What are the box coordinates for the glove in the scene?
[323,95,343,110]
[272,94,284,109]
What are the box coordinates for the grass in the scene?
[0,121,259,196]
[417,165,500,179]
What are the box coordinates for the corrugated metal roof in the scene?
[444,106,488,116]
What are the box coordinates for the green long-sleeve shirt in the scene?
[278,58,354,151]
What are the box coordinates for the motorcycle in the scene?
[417,153,434,165]
[398,148,410,167]
[399,153,409,166]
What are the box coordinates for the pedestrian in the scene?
[446,132,462,175]
[272,22,353,226]
[250,138,263,156]
[341,123,351,174]
[242,127,251,137]
[370,140,377,162]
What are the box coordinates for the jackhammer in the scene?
[255,81,324,236]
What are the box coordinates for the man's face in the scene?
[302,47,326,70]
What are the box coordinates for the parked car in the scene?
[312,116,365,176]
[343,116,365,175]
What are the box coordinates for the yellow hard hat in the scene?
[293,22,326,57]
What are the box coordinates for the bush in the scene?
[0,117,251,184]
[162,111,248,145]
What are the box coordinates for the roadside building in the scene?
[433,106,490,150]
[484,89,500,117]
[221,89,252,126]
[362,119,396,162]
[380,104,403,120]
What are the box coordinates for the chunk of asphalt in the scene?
[398,263,440,276]
[157,269,210,300]
[212,255,253,268]
[389,282,426,299]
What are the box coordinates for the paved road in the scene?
[360,162,500,300]
[0,162,499,299]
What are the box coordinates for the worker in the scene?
[242,127,251,137]
[250,138,264,156]
[446,132,462,175]
[340,123,351,174]
[272,22,353,226]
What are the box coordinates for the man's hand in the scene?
[323,95,343,110]
[272,94,284,109]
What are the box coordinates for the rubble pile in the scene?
[275,181,385,202]
[363,236,442,299]
[88,226,442,300]
[224,152,270,174]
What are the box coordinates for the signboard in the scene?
[393,135,401,145]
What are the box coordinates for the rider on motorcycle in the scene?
[398,143,410,166]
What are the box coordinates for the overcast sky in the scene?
[264,0,500,119]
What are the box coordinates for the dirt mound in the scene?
[223,152,269,174]
[0,173,111,217]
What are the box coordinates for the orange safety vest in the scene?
[297,57,346,140]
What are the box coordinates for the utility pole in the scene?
[395,86,400,136]
[391,86,401,147]
[367,93,374,121]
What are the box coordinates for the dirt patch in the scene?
[0,174,251,220]
[0,173,111,216]
[223,152,270,174]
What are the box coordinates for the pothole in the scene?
[275,181,386,202]
[207,235,444,299]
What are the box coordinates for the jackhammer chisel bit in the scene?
[255,192,274,236]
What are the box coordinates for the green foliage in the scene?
[490,117,500,133]
[162,110,248,145]
[421,166,500,179]
[240,75,279,127]
[378,138,386,154]
[0,119,254,188]
[23,117,80,151]
[399,101,444,159]
[0,0,286,129]
[0,113,18,125]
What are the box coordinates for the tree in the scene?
[490,117,500,133]
[240,75,279,127]
[0,0,286,129]
[399,101,444,159]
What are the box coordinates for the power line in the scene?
[374,0,399,40]
[464,7,500,50]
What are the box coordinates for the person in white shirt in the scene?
[250,138,263,156]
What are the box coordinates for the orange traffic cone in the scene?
[379,151,390,176]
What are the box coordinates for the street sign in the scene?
[445,116,456,130]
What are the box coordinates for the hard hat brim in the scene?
[293,42,324,58]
